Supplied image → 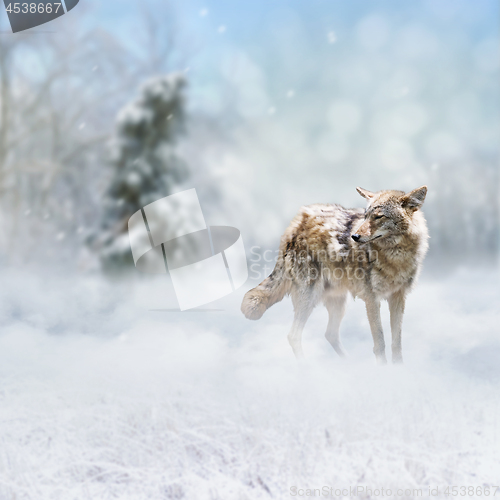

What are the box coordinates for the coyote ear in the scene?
[356,187,375,200]
[401,186,427,211]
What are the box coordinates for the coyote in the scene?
[241,186,429,363]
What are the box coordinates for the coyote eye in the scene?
[374,214,385,220]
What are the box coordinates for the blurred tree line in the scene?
[0,1,497,274]
[94,74,189,272]
[0,2,196,271]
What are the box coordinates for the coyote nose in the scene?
[351,234,361,242]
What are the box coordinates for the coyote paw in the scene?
[392,353,404,364]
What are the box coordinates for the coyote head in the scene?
[351,186,427,246]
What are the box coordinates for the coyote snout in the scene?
[241,186,429,364]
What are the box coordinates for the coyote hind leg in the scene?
[324,292,347,357]
[288,287,317,359]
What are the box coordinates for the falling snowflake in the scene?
[78,122,86,130]
[92,66,98,72]
[327,31,337,44]
[287,90,295,98]
[24,209,31,216]
[218,25,226,34]
[268,107,276,115]
[199,8,208,17]
[56,232,65,241]
[397,86,410,97]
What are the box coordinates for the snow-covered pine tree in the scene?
[96,73,189,272]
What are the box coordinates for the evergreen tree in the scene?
[96,73,189,272]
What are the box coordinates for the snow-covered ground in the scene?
[0,267,499,499]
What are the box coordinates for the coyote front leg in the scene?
[388,289,406,363]
[364,297,387,364]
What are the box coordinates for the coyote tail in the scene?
[241,257,289,320]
